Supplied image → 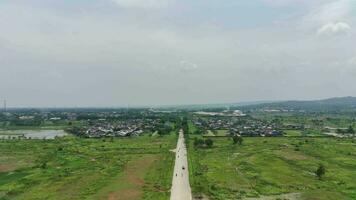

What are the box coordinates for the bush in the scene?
[194,138,213,148]
[205,139,213,148]
[232,136,243,145]
[316,164,326,180]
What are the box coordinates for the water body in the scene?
[0,130,67,140]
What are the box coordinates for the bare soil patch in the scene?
[107,155,157,200]
[0,164,16,172]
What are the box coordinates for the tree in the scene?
[347,125,355,134]
[193,138,205,147]
[232,135,243,145]
[336,128,344,134]
[205,138,213,148]
[316,164,326,180]
[194,129,203,135]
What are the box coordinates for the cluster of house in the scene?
[8,111,78,122]
[84,119,161,138]
[229,126,282,137]
[193,116,282,137]
[85,124,143,137]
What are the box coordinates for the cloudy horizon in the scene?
[1,0,356,107]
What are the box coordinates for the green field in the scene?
[284,130,303,137]
[188,136,356,200]
[188,121,197,134]
[0,134,176,200]
[215,130,228,136]
[283,129,327,137]
[204,130,229,137]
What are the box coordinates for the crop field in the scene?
[0,134,176,200]
[188,136,356,200]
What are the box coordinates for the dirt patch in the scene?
[107,155,157,200]
[0,164,15,172]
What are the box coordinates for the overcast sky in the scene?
[0,0,356,107]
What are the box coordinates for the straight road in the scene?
[170,129,192,200]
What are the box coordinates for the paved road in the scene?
[170,129,192,200]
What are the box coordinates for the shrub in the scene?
[316,164,326,180]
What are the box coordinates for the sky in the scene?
[0,0,356,107]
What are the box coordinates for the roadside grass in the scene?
[0,134,176,200]
[143,146,176,200]
[188,136,356,200]
[188,121,197,134]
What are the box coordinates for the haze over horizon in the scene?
[1,0,356,107]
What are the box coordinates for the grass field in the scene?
[204,130,229,137]
[0,134,176,200]
[188,121,197,134]
[283,129,326,137]
[284,130,303,137]
[188,136,356,200]
[215,130,228,136]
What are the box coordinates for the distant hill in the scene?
[154,97,356,112]
[238,97,356,112]
[155,101,275,111]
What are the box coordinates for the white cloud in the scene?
[306,0,352,24]
[348,56,356,65]
[317,22,351,36]
[179,60,198,73]
[111,0,173,9]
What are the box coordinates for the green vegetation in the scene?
[188,121,197,134]
[284,130,303,137]
[188,136,356,200]
[232,135,243,145]
[193,138,214,148]
[0,134,176,200]
[316,164,326,180]
[215,130,229,137]
[203,130,229,137]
